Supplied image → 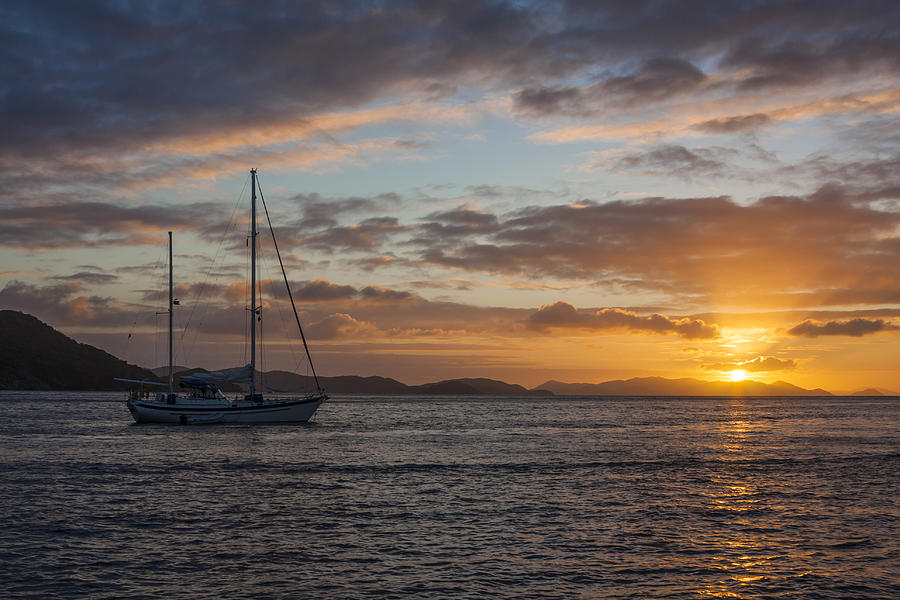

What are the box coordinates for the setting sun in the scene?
[729,370,747,382]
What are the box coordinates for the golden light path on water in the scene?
[697,400,808,598]
[1,393,895,598]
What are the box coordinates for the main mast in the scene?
[168,231,174,395]
[250,169,258,397]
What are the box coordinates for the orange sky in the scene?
[1,2,899,392]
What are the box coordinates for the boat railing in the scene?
[234,392,326,405]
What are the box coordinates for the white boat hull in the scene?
[126,394,326,424]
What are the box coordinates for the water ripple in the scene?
[0,392,897,599]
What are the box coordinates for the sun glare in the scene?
[729,370,747,382]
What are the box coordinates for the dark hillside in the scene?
[0,310,157,390]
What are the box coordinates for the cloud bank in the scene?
[788,318,899,337]
[527,301,719,339]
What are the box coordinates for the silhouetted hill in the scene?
[536,376,832,396]
[411,377,547,396]
[0,310,157,390]
[202,371,539,395]
[850,388,884,396]
[0,311,845,396]
[413,380,481,395]
[261,371,411,394]
[151,366,191,377]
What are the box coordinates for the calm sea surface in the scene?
[0,392,897,599]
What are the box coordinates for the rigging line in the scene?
[256,262,265,389]
[258,221,308,385]
[180,174,250,361]
[260,235,308,386]
[257,237,304,376]
[270,267,304,375]
[256,174,323,392]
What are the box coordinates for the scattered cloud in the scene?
[48,272,119,285]
[788,318,900,337]
[406,186,900,308]
[0,280,129,326]
[527,301,719,339]
[306,313,377,340]
[0,201,220,250]
[695,113,772,133]
[515,58,707,118]
[703,355,797,372]
[593,144,735,180]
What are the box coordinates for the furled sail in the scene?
[183,364,254,385]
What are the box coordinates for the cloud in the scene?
[0,280,130,326]
[515,58,706,117]
[788,318,900,337]
[527,301,719,339]
[528,89,900,145]
[407,186,900,308]
[416,207,501,239]
[49,272,119,285]
[354,255,408,271]
[359,286,415,303]
[722,28,900,91]
[301,217,407,253]
[7,2,898,164]
[600,144,733,179]
[0,201,219,250]
[703,355,797,372]
[696,113,772,133]
[290,279,358,302]
[306,313,377,340]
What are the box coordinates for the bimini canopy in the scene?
[182,364,253,386]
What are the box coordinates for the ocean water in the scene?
[0,392,896,599]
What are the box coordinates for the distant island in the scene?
[536,378,834,397]
[1,310,892,396]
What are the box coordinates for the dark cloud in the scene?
[609,145,733,179]
[49,272,119,285]
[606,58,706,99]
[353,254,409,272]
[723,29,900,91]
[786,153,900,191]
[696,113,772,133]
[514,86,582,117]
[788,318,899,337]
[289,279,358,302]
[291,194,384,230]
[527,301,719,339]
[1,1,545,160]
[0,280,131,326]
[416,207,501,239]
[359,286,415,303]
[302,217,407,253]
[407,185,900,307]
[5,1,897,163]
[0,201,219,249]
[515,58,706,117]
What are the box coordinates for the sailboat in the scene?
[118,169,327,424]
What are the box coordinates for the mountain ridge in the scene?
[535,376,833,397]
[0,310,879,396]
[0,310,157,390]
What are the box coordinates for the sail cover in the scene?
[184,364,254,385]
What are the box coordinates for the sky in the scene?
[1,1,899,392]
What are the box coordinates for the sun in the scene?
[729,369,747,382]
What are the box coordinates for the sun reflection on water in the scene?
[693,400,792,598]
